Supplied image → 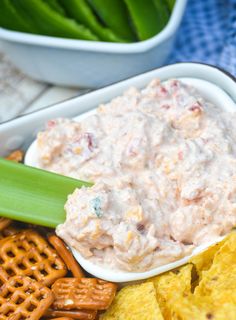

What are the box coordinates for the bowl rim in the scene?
[0,0,187,53]
[1,61,235,159]
[1,62,235,129]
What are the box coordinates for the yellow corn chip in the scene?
[171,295,236,320]
[189,232,235,279]
[101,232,236,320]
[195,266,236,296]
[215,303,236,319]
[100,282,163,320]
[190,242,222,278]
[171,295,214,320]
[147,264,193,319]
[195,232,236,296]
[210,289,236,305]
[213,231,236,264]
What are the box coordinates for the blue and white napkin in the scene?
[169,0,236,76]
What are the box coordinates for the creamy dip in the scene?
[37,79,236,272]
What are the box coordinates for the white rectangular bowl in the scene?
[0,0,187,87]
[0,62,236,158]
[1,62,236,282]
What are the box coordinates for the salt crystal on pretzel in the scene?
[45,309,97,320]
[48,234,84,278]
[0,230,67,286]
[52,278,117,311]
[0,275,53,320]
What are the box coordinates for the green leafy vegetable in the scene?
[0,158,92,227]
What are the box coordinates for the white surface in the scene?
[22,86,84,114]
[0,51,46,122]
[24,75,236,282]
[0,51,89,123]
[0,0,187,87]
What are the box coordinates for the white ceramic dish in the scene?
[24,77,236,168]
[1,63,236,281]
[1,63,236,157]
[24,76,236,282]
[0,0,187,87]
[72,237,225,282]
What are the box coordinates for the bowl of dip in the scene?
[1,63,236,282]
[25,65,236,282]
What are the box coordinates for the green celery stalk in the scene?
[0,158,92,228]
[58,0,127,42]
[10,0,98,40]
[43,0,66,15]
[153,0,170,30]
[88,0,136,41]
[124,0,164,41]
[0,0,36,33]
[166,0,176,11]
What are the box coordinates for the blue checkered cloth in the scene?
[169,0,236,76]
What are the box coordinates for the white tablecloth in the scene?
[0,52,89,124]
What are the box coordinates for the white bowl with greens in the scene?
[0,0,187,87]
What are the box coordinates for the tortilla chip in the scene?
[213,231,236,264]
[101,232,236,320]
[195,267,236,297]
[210,289,236,305]
[215,303,236,319]
[100,282,163,320]
[189,232,235,279]
[195,232,236,296]
[189,242,222,278]
[171,295,236,320]
[170,295,214,320]
[147,264,193,319]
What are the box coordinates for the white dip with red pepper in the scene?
[37,79,236,272]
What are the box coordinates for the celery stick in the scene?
[11,0,98,40]
[0,158,92,228]
[153,0,170,30]
[43,0,66,16]
[0,0,36,33]
[59,0,127,42]
[166,0,176,11]
[88,0,136,41]
[124,0,164,40]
